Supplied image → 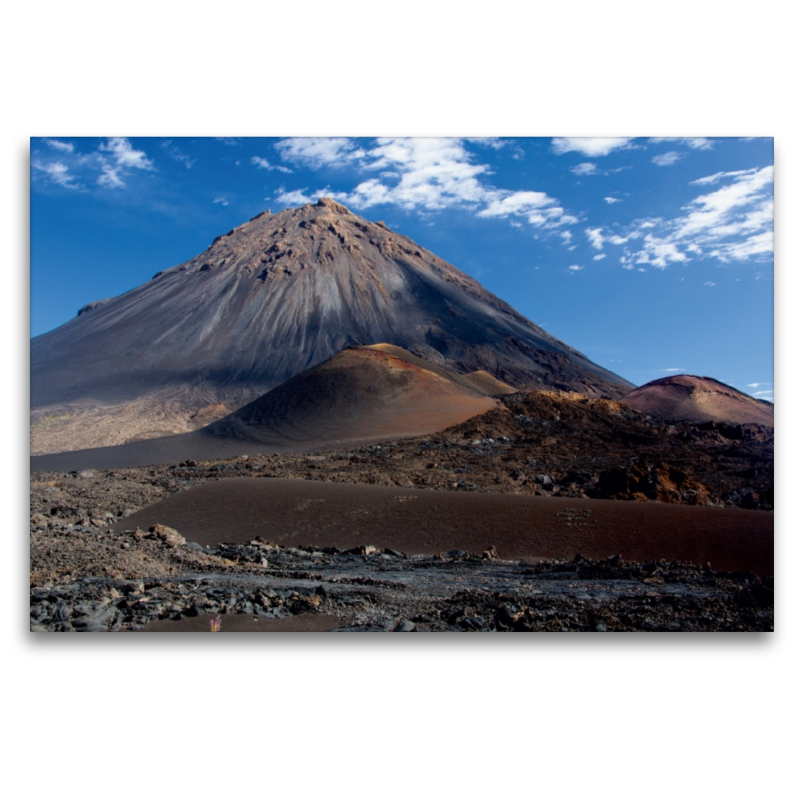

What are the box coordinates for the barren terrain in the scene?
[30,389,773,632]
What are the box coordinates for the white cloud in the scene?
[652,151,682,166]
[635,234,689,268]
[275,137,366,169]
[31,159,80,189]
[94,137,154,188]
[97,164,125,188]
[560,231,572,244]
[275,137,578,232]
[662,368,684,372]
[586,228,606,250]
[604,196,621,204]
[571,162,597,176]
[274,186,332,206]
[650,137,714,150]
[213,197,228,206]
[593,254,606,261]
[162,139,195,169]
[690,168,752,186]
[618,166,773,267]
[465,137,506,149]
[568,264,583,271]
[45,139,74,153]
[252,155,292,173]
[33,137,162,194]
[674,167,772,242]
[552,137,635,157]
[703,281,716,286]
[100,137,154,171]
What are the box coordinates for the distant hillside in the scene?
[621,375,774,426]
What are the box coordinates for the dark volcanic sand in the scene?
[133,613,342,632]
[115,477,773,576]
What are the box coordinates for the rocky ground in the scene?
[30,390,773,632]
[30,530,774,632]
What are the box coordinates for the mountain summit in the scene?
[31,198,633,454]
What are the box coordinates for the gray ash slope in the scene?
[31,198,632,454]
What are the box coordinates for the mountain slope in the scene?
[209,345,500,444]
[621,375,774,426]
[31,197,633,454]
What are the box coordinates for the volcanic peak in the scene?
[31,198,634,454]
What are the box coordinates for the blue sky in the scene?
[30,136,774,401]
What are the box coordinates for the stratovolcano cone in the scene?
[31,197,633,455]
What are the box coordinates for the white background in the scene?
[4,3,795,799]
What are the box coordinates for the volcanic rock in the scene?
[621,375,774,426]
[31,198,632,455]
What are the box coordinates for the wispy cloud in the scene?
[571,163,598,176]
[593,254,606,260]
[652,151,682,166]
[162,140,195,169]
[604,196,621,204]
[275,138,366,169]
[586,228,628,250]
[650,137,714,150]
[274,137,578,231]
[32,137,155,192]
[611,166,774,267]
[274,186,332,206]
[568,264,583,271]
[252,155,291,173]
[98,164,125,188]
[213,197,228,206]
[100,137,154,171]
[690,169,751,186]
[97,137,154,188]
[44,139,74,153]
[662,368,684,372]
[31,160,80,189]
[586,228,605,249]
[552,137,635,157]
[465,137,507,150]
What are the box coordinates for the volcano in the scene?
[209,344,509,445]
[621,375,774,426]
[31,198,633,455]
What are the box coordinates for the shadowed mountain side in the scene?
[31,197,632,454]
[29,347,502,471]
[114,477,774,576]
[29,429,286,473]
[622,375,774,426]
[209,346,499,444]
